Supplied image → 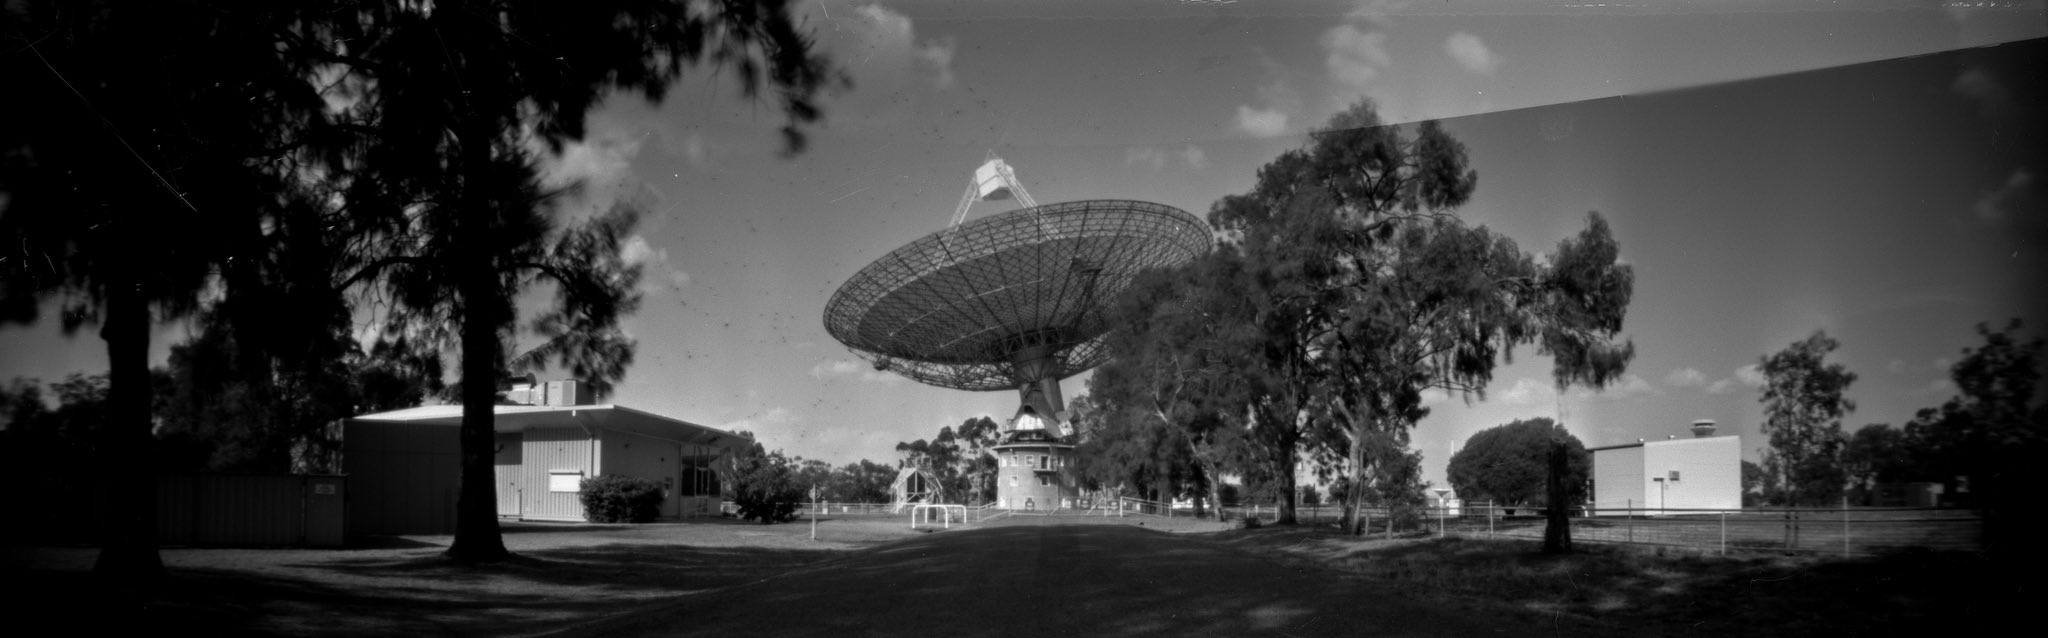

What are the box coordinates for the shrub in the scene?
[579,475,665,523]
[1240,515,1264,530]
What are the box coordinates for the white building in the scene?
[343,379,745,534]
[1590,420,1741,515]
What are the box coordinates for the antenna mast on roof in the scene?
[950,150,1037,227]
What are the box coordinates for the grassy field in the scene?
[1203,525,2022,636]
[5,513,2013,636]
[3,516,926,636]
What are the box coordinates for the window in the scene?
[1039,455,1049,470]
[1038,476,1049,486]
[548,470,584,493]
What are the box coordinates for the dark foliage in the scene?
[727,441,803,523]
[577,475,664,523]
[1445,417,1590,508]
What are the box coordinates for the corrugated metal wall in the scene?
[342,421,460,535]
[600,429,683,518]
[521,427,594,521]
[156,474,345,547]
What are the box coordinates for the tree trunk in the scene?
[1273,413,1300,525]
[93,271,166,583]
[444,124,510,563]
[1176,427,1227,521]
[446,290,510,561]
[1542,438,1573,554]
[1340,408,1370,535]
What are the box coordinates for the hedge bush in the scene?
[579,475,664,523]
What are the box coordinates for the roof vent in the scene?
[1691,419,1718,438]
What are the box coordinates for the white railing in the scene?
[910,503,969,529]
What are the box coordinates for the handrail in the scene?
[910,503,969,529]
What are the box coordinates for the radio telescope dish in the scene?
[823,198,1210,411]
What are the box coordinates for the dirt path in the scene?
[554,523,1617,637]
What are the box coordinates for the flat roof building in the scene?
[344,380,746,534]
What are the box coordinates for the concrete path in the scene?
[555,522,1595,637]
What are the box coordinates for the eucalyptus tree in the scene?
[1757,331,1856,510]
[1204,100,1634,536]
[318,0,838,561]
[1088,254,1261,518]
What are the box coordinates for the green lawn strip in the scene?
[1203,526,2019,635]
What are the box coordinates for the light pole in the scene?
[1433,489,1451,537]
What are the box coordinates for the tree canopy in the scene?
[1757,331,1857,507]
[1097,99,1634,534]
[1445,418,1590,508]
[1,0,844,572]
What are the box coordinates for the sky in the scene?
[3,0,2044,490]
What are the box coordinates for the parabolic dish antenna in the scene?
[823,160,1211,418]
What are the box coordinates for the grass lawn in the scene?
[3,516,925,636]
[1202,524,2023,636]
[7,513,2016,636]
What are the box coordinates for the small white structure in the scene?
[889,466,946,513]
[1590,420,1741,515]
[1427,490,1462,517]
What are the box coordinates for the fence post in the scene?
[1487,500,1494,539]
[1627,498,1633,544]
[1719,510,1726,556]
[1841,495,1850,557]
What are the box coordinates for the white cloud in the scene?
[845,4,956,91]
[917,37,957,90]
[1125,145,1210,171]
[620,234,691,294]
[809,359,862,379]
[1975,168,2037,224]
[1886,359,1907,374]
[1444,32,1499,75]
[809,358,904,385]
[1933,356,1954,371]
[1734,364,1767,387]
[1573,374,1658,401]
[1501,378,1551,406]
[1230,49,1303,139]
[722,406,799,440]
[1419,388,1451,406]
[1124,147,1169,171]
[544,133,643,190]
[1235,105,1289,137]
[1663,368,1708,388]
[1322,23,1390,88]
[1707,364,1768,395]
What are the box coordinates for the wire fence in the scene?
[1221,501,1984,556]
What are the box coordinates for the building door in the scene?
[495,433,522,516]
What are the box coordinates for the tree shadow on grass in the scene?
[9,541,849,637]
